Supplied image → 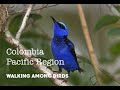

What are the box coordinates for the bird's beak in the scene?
[51,16,57,23]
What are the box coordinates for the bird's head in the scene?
[51,16,68,37]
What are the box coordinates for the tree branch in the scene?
[3,27,71,86]
[77,4,101,85]
[16,4,34,40]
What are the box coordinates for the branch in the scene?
[3,27,71,86]
[9,4,59,15]
[77,4,101,85]
[32,4,58,11]
[16,4,34,40]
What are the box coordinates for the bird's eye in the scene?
[57,23,65,30]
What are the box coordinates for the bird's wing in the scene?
[64,36,84,72]
[63,36,80,68]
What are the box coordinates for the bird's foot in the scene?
[53,70,62,74]
[47,66,62,74]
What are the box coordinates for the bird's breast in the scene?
[51,38,68,54]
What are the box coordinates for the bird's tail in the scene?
[78,68,85,73]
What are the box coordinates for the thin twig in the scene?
[9,4,59,15]
[32,4,58,11]
[16,4,33,40]
[77,4,101,85]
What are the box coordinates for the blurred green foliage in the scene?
[110,42,120,56]
[94,15,120,33]
[94,14,120,57]
[93,14,120,85]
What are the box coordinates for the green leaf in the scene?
[21,31,41,39]
[107,27,120,37]
[110,42,120,56]
[29,13,42,21]
[9,14,23,36]
[94,15,120,33]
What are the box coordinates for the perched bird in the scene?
[51,16,84,75]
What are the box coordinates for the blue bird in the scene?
[51,16,84,75]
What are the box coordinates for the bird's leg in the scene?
[53,69,69,83]
[52,67,68,82]
[58,70,70,83]
[59,67,62,72]
[67,70,70,77]
[78,68,85,73]
[47,66,62,73]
